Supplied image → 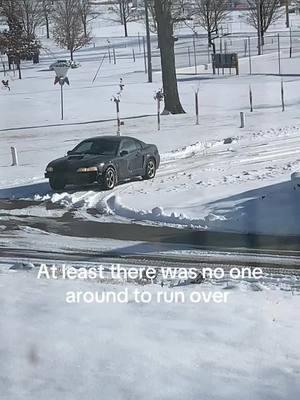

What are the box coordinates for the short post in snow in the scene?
[240,112,245,128]
[113,47,116,65]
[249,85,253,112]
[11,146,18,166]
[132,48,136,62]
[281,79,285,112]
[112,95,121,136]
[154,89,164,131]
[53,63,70,121]
[194,89,199,125]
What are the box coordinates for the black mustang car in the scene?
[45,136,160,191]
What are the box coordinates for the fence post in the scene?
[281,79,285,112]
[249,85,253,112]
[195,90,199,125]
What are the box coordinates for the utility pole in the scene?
[144,0,152,83]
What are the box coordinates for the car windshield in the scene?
[71,139,119,156]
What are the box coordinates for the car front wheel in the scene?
[102,167,117,190]
[143,159,156,180]
[49,177,65,191]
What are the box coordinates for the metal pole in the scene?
[60,83,64,120]
[281,79,285,112]
[289,27,292,58]
[193,34,197,74]
[157,98,161,131]
[116,100,120,136]
[138,32,141,52]
[249,85,253,112]
[144,0,152,83]
[188,47,191,67]
[195,91,199,125]
[113,47,116,65]
[248,36,252,75]
[278,33,281,75]
[286,0,290,28]
[143,36,147,74]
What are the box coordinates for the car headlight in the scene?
[77,166,98,173]
[46,167,53,172]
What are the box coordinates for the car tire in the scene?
[143,158,156,180]
[49,177,65,191]
[102,167,117,190]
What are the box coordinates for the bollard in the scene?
[240,112,245,128]
[11,146,18,166]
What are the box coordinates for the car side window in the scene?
[120,140,138,154]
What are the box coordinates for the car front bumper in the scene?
[45,171,99,185]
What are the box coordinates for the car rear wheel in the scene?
[143,158,156,180]
[49,177,65,191]
[102,167,117,190]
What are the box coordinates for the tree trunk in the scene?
[17,59,22,80]
[122,2,128,37]
[83,20,87,38]
[45,15,50,39]
[70,49,74,61]
[154,0,185,114]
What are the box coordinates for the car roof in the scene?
[83,135,139,142]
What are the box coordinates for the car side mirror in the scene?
[67,151,72,156]
[120,150,128,157]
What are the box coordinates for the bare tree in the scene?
[185,0,229,53]
[0,0,22,31]
[109,0,136,37]
[154,0,185,114]
[246,0,282,54]
[41,0,53,39]
[78,0,99,38]
[52,0,92,60]
[19,0,43,39]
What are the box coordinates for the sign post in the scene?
[53,63,70,120]
[154,89,164,131]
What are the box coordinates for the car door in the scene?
[118,139,139,178]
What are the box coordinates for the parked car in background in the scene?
[49,59,80,71]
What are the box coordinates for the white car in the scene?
[49,60,80,71]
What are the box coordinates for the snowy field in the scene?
[2,46,300,236]
[2,11,300,244]
[0,262,300,400]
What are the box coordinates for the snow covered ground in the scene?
[2,11,300,241]
[0,263,299,400]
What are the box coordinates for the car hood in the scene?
[47,154,113,171]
